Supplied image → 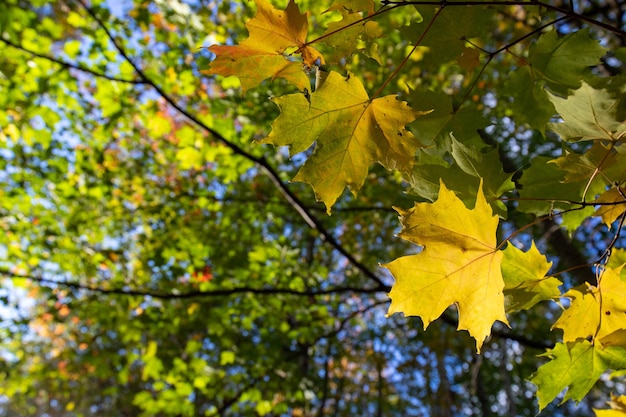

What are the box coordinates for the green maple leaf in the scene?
[320,11,382,64]
[384,181,508,353]
[531,341,626,410]
[504,29,606,131]
[502,66,555,131]
[205,0,323,92]
[517,156,585,215]
[402,4,496,65]
[548,82,626,142]
[407,136,513,218]
[529,29,606,93]
[408,90,487,150]
[501,242,560,313]
[450,135,514,215]
[260,70,427,211]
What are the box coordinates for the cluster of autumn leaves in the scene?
[205,0,626,412]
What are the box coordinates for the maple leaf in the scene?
[260,70,426,211]
[553,266,626,346]
[552,143,626,190]
[594,394,626,417]
[531,340,626,410]
[595,187,626,227]
[501,242,560,313]
[204,0,323,92]
[548,82,626,142]
[326,0,376,15]
[320,11,383,64]
[383,181,508,352]
[529,29,607,93]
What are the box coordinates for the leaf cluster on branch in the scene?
[205,0,626,413]
[0,0,626,415]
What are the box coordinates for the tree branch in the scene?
[0,267,390,299]
[0,36,147,85]
[72,0,390,290]
[381,0,626,37]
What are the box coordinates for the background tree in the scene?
[0,0,625,416]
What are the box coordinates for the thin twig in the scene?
[0,36,147,84]
[0,267,390,299]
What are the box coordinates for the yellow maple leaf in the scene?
[260,70,427,211]
[594,394,626,417]
[384,181,508,353]
[595,187,626,228]
[204,0,323,92]
[553,265,626,347]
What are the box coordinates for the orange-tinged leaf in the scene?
[260,70,426,211]
[553,266,626,347]
[206,46,310,92]
[205,0,323,92]
[384,181,508,352]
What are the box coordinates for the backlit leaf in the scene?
[205,0,323,92]
[553,266,626,345]
[501,242,559,313]
[529,29,606,93]
[384,181,508,352]
[261,70,426,211]
[595,187,626,227]
[548,82,626,142]
[320,11,383,64]
[531,341,626,410]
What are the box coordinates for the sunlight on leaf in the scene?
[501,242,559,313]
[548,82,626,142]
[553,266,626,346]
[384,181,507,352]
[204,0,323,92]
[531,341,626,410]
[261,70,427,211]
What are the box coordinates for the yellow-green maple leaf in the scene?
[205,0,323,92]
[553,265,626,347]
[384,181,508,352]
[595,394,626,416]
[501,242,560,313]
[595,187,626,228]
[260,70,426,211]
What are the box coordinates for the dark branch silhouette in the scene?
[0,36,147,85]
[72,0,390,290]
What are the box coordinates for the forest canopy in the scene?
[1,0,626,416]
